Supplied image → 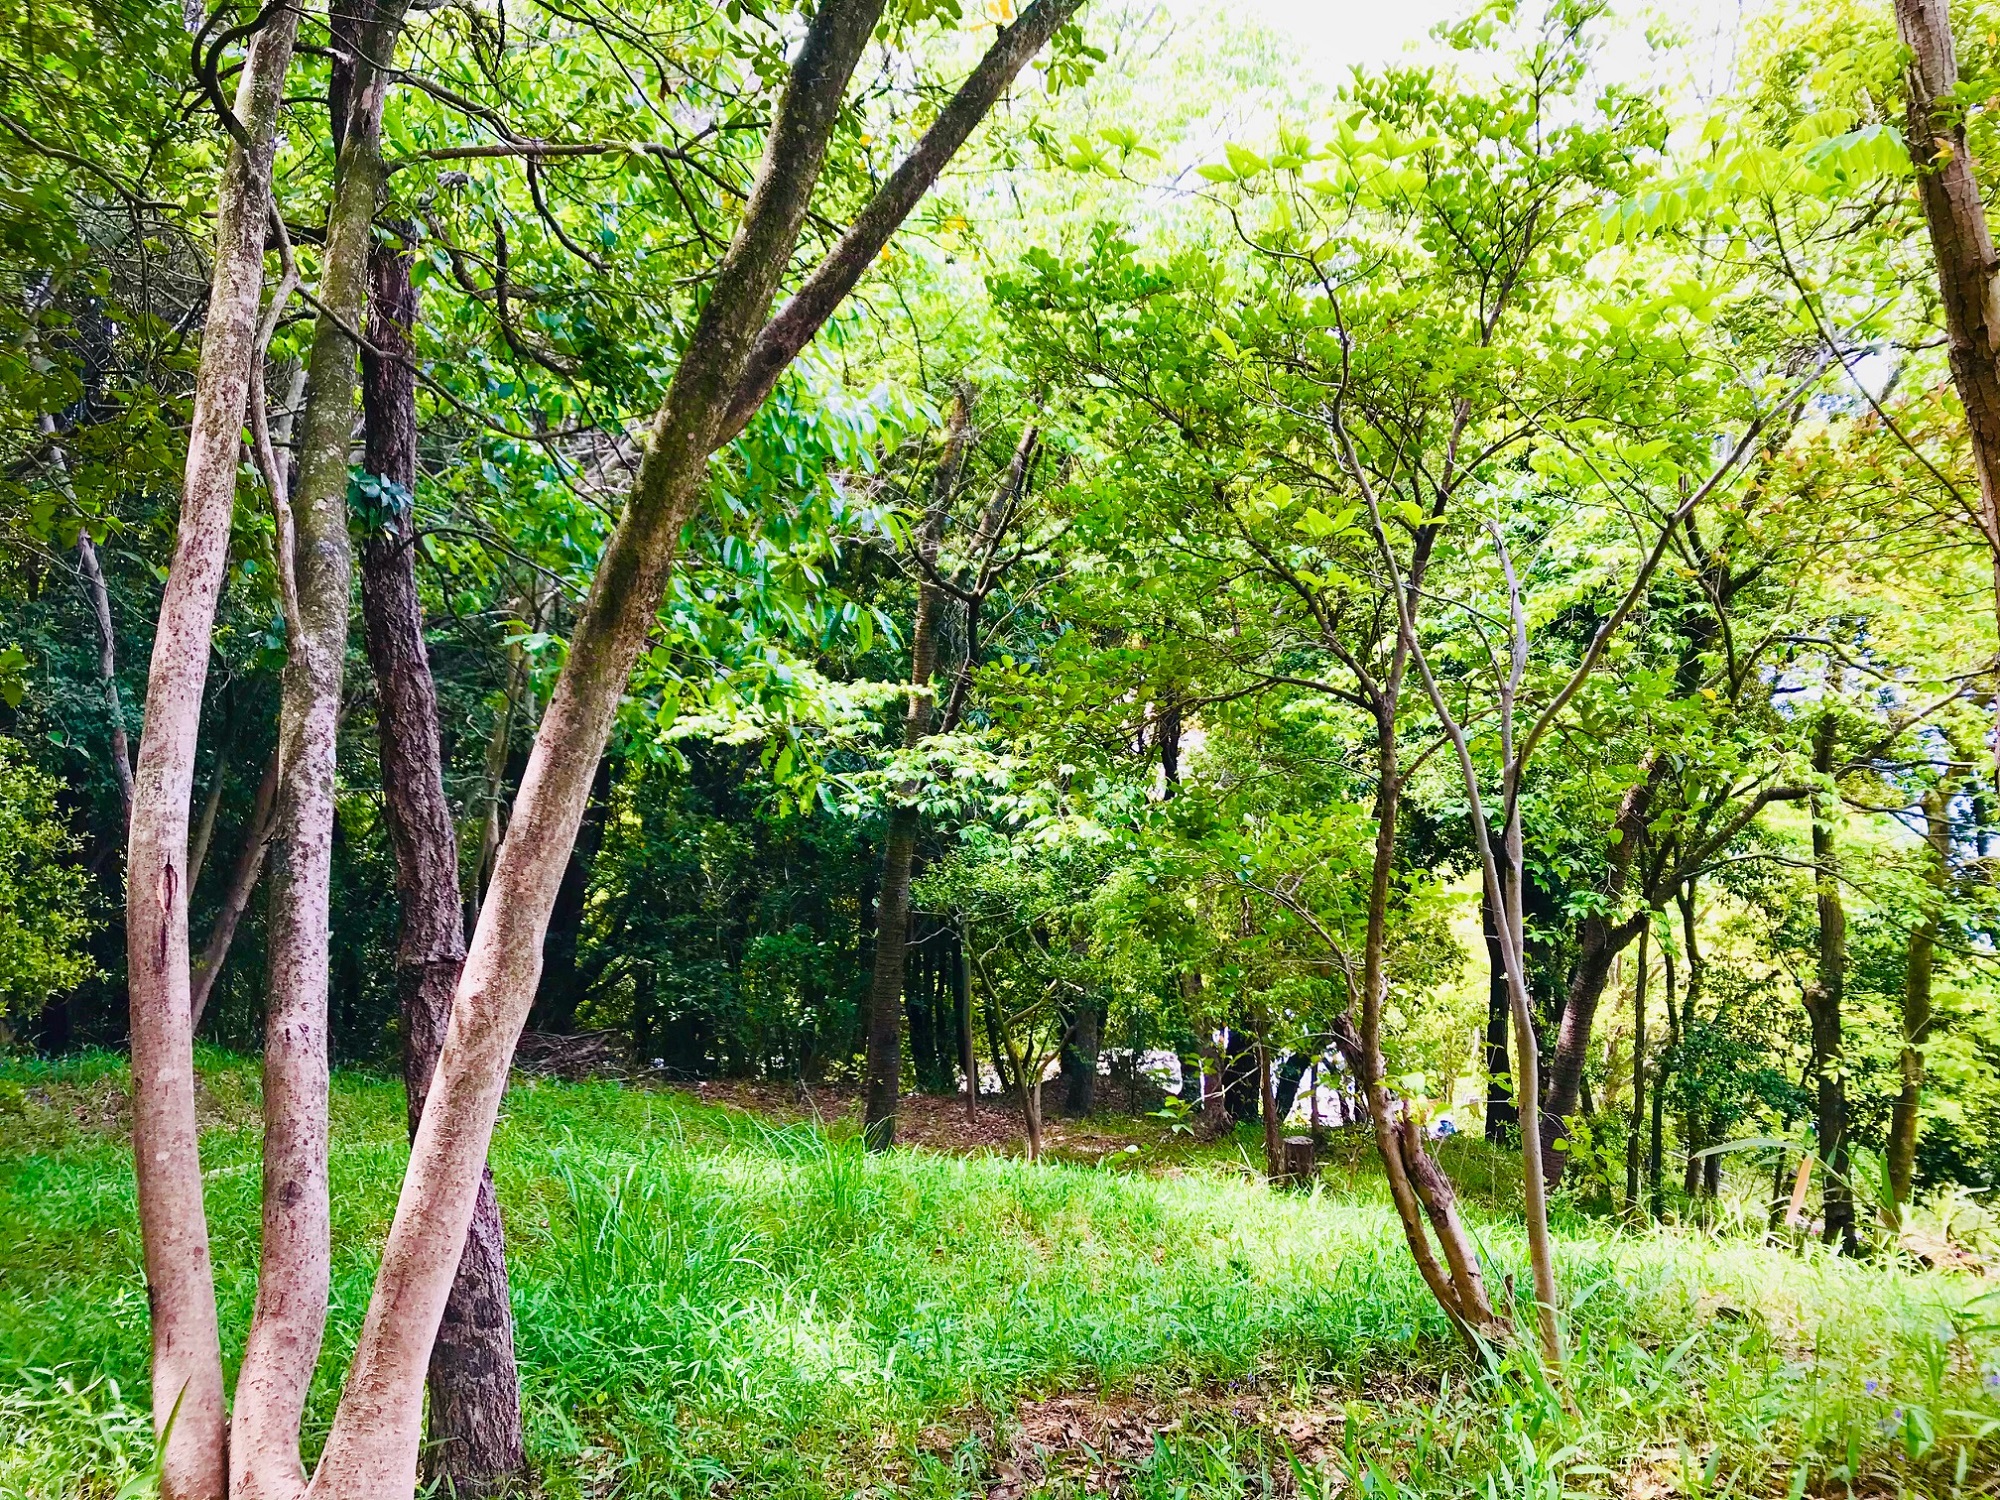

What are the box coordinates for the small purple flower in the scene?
[1865,1380,1880,1395]
[1986,1371,1999,1391]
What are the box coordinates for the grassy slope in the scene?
[1,1053,1996,1500]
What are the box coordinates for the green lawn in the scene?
[1,1051,1996,1499]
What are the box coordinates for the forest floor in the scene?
[1,1050,1996,1500]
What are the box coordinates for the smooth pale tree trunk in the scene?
[188,747,279,1031]
[357,228,524,1495]
[124,14,299,1496]
[33,405,135,826]
[74,519,136,824]
[304,8,1080,1494]
[1889,782,1955,1219]
[863,387,972,1149]
[230,3,411,1491]
[1481,888,1515,1142]
[1803,719,1857,1255]
[1896,0,2000,790]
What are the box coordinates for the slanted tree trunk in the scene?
[1889,781,1955,1219]
[188,747,279,1030]
[124,13,299,1494]
[231,3,412,1489]
[1803,718,1857,1255]
[863,386,972,1149]
[305,11,1082,1492]
[77,528,135,823]
[357,225,524,1497]
[532,756,612,1033]
[1896,0,2000,790]
[1540,764,1655,1180]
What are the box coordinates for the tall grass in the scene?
[0,1052,1995,1499]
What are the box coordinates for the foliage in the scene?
[0,735,94,1018]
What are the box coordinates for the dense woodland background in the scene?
[4,0,2000,1236]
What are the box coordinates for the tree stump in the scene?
[1282,1135,1316,1187]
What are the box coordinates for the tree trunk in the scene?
[1804,719,1857,1255]
[957,920,977,1119]
[188,748,280,1031]
[863,386,972,1149]
[305,11,1078,1491]
[1624,927,1647,1217]
[1650,942,1676,1221]
[76,528,135,824]
[1540,912,1645,1179]
[358,226,523,1497]
[1060,995,1103,1118]
[1349,747,1504,1349]
[531,755,612,1033]
[1889,782,1954,1220]
[125,14,299,1495]
[1482,887,1515,1142]
[1257,1034,1282,1180]
[1896,0,2000,790]
[231,0,412,1485]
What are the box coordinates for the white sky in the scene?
[1167,0,1771,92]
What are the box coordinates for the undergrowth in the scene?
[1,1051,1995,1499]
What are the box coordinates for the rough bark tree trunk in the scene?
[863,387,972,1149]
[1059,996,1103,1118]
[124,14,299,1495]
[357,226,524,1497]
[305,11,1079,1492]
[1889,782,1954,1219]
[1896,0,2000,790]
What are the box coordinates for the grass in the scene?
[2,1051,1998,1499]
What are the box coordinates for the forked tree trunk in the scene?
[303,8,1079,1493]
[1889,782,1955,1219]
[1348,756,1505,1349]
[231,1,411,1488]
[124,14,299,1495]
[1896,0,2000,790]
[357,228,523,1495]
[863,387,973,1150]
